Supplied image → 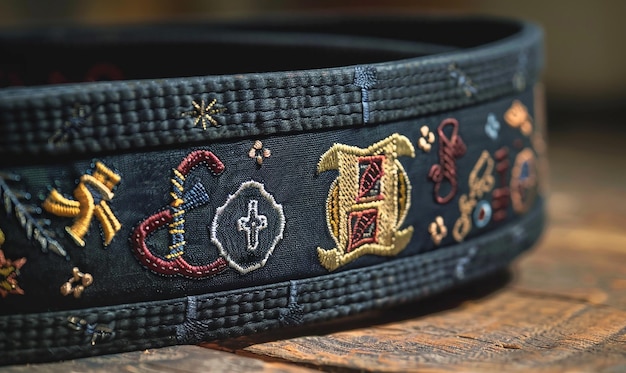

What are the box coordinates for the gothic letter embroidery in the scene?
[317,134,415,271]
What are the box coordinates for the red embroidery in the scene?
[347,209,379,252]
[131,150,228,279]
[428,118,467,204]
[132,209,228,278]
[491,147,510,222]
[356,155,385,202]
[176,149,225,175]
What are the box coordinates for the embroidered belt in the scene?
[0,15,546,365]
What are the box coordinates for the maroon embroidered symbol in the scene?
[131,150,228,279]
[491,147,511,222]
[428,118,467,204]
[347,209,379,252]
[357,156,385,202]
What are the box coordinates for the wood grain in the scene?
[1,345,317,373]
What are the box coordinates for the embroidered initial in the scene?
[237,200,267,251]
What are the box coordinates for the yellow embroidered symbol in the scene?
[504,100,533,136]
[511,148,538,214]
[317,134,415,271]
[43,161,122,247]
[452,151,495,242]
[183,99,227,130]
[60,267,93,298]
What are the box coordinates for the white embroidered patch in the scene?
[210,181,285,274]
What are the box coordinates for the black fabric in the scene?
[0,14,546,366]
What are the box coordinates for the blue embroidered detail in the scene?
[66,316,115,346]
[485,113,500,140]
[455,246,477,280]
[211,181,285,274]
[279,280,304,327]
[354,66,377,124]
[449,64,477,97]
[513,50,528,91]
[0,173,68,259]
[511,225,527,246]
[176,296,203,344]
[473,200,492,229]
[49,104,92,145]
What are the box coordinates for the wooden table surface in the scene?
[5,128,626,372]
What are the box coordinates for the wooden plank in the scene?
[236,291,626,372]
[2,345,317,373]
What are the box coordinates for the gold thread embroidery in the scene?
[248,140,272,165]
[0,232,27,297]
[317,134,415,271]
[43,161,122,247]
[511,148,538,214]
[60,267,93,298]
[504,100,533,136]
[452,151,495,242]
[428,216,447,245]
[182,99,227,130]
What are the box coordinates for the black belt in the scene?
[0,14,546,365]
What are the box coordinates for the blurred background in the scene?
[1,0,625,135]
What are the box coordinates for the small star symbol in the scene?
[49,104,90,145]
[183,99,226,130]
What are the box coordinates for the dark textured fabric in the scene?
[0,14,545,365]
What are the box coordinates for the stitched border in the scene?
[0,21,543,159]
[0,201,544,365]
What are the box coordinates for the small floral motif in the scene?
[418,126,435,152]
[428,216,448,245]
[504,100,533,136]
[183,99,226,130]
[0,242,27,298]
[484,113,500,140]
[248,140,271,165]
[60,267,93,298]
